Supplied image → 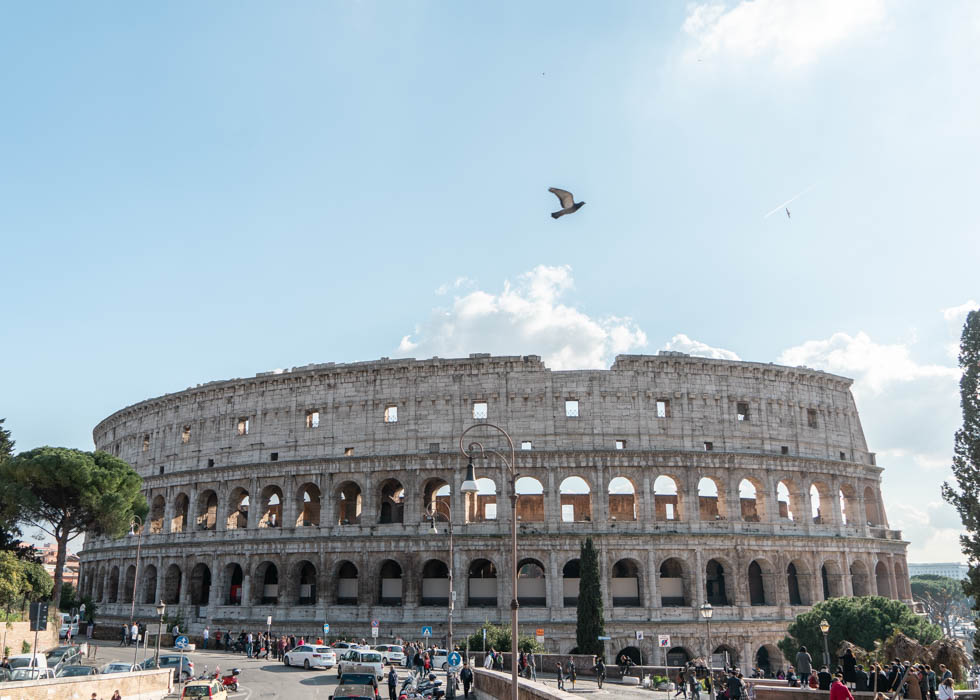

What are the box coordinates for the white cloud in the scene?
[435,277,474,296]
[941,299,978,323]
[683,0,888,68]
[889,501,964,562]
[662,333,741,361]
[396,265,648,370]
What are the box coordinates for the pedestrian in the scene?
[246,631,254,658]
[831,674,855,700]
[818,666,833,691]
[593,656,606,690]
[121,623,128,646]
[688,665,701,700]
[796,647,812,678]
[203,626,209,650]
[130,622,139,647]
[388,664,399,700]
[460,661,474,699]
[529,652,537,681]
[938,677,954,700]
[726,669,745,700]
[556,662,565,691]
[675,666,688,699]
[484,649,493,670]
[224,631,231,652]
[111,691,122,700]
[927,665,938,700]
[841,649,857,688]
[567,656,577,690]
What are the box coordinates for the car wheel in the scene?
[305,660,311,670]
[284,656,290,666]
[442,663,449,671]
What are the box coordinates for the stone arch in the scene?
[618,646,644,666]
[659,557,688,606]
[705,557,732,605]
[787,560,813,606]
[466,477,498,523]
[875,559,892,598]
[336,481,363,525]
[821,559,844,599]
[559,476,592,522]
[517,558,546,607]
[776,480,795,521]
[467,558,497,607]
[171,493,189,533]
[336,560,359,605]
[196,490,218,531]
[562,559,580,607]
[698,477,726,520]
[258,485,283,528]
[226,486,249,530]
[612,558,642,607]
[96,565,106,602]
[515,476,545,522]
[713,644,739,667]
[850,559,870,596]
[421,559,449,606]
[739,477,766,522]
[378,479,405,524]
[839,483,859,526]
[253,561,279,605]
[141,564,158,604]
[121,564,137,604]
[189,563,211,605]
[292,560,317,605]
[665,647,691,667]
[756,644,782,677]
[149,495,166,534]
[810,481,831,523]
[163,563,182,604]
[864,485,881,525]
[748,559,773,606]
[654,475,682,521]
[223,563,244,605]
[894,559,909,599]
[296,483,320,527]
[378,559,403,605]
[107,565,120,603]
[608,476,637,521]
[421,478,450,520]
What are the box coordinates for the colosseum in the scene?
[79,352,911,672]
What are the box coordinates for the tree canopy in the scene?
[0,447,146,607]
[910,575,972,637]
[465,622,542,653]
[0,550,52,616]
[777,596,942,661]
[576,537,605,658]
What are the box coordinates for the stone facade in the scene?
[79,353,911,672]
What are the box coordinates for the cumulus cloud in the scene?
[941,299,979,323]
[396,265,648,370]
[662,333,740,361]
[682,0,888,68]
[888,501,964,562]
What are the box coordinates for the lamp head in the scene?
[156,601,166,617]
[700,602,714,619]
[460,459,479,494]
[819,619,830,634]
[429,516,439,535]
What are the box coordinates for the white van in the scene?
[59,613,80,639]
[8,653,49,672]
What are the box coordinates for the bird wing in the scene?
[786,208,791,218]
[549,187,574,208]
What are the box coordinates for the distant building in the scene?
[908,562,968,580]
[20,541,80,589]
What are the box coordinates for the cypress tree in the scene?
[576,536,605,657]
[942,308,980,656]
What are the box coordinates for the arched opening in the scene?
[654,475,681,521]
[224,563,244,605]
[196,490,217,531]
[822,561,843,599]
[864,486,880,525]
[296,561,317,605]
[149,496,166,534]
[121,565,137,603]
[465,478,497,523]
[226,487,249,530]
[698,477,725,520]
[777,481,794,520]
[787,562,805,605]
[659,558,686,606]
[190,563,211,605]
[515,477,545,522]
[379,559,403,605]
[665,647,690,667]
[517,558,546,607]
[839,484,857,526]
[253,562,279,605]
[618,646,643,666]
[96,566,106,602]
[875,560,891,598]
[810,483,829,524]
[337,561,358,605]
[141,564,158,604]
[421,559,449,606]
[107,566,120,603]
[851,560,870,596]
[562,559,580,607]
[713,645,738,669]
[467,559,497,607]
[739,479,763,522]
[559,476,592,522]
[378,479,405,525]
[163,564,182,604]
[172,493,189,533]
[895,561,908,599]
[608,477,637,521]
[748,560,766,606]
[422,478,450,521]
[258,486,283,528]
[612,559,641,607]
[756,645,780,677]
[337,482,362,525]
[705,559,729,605]
[296,484,321,527]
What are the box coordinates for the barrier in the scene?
[0,667,171,700]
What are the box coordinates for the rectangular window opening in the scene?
[561,504,574,522]
[521,441,532,451]
[384,405,398,423]
[737,402,749,421]
[615,440,625,450]
[207,458,215,468]
[344,447,354,457]
[781,445,789,455]
[565,400,579,418]
[181,426,191,444]
[473,401,488,420]
[237,418,250,436]
[665,503,675,520]
[704,441,714,452]
[270,452,279,462]
[807,408,818,428]
[159,465,165,475]
[142,434,150,452]
[429,443,440,454]
[839,451,847,461]
[306,411,320,429]
[656,400,670,418]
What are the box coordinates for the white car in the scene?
[102,662,138,674]
[58,613,80,639]
[337,649,384,680]
[284,644,336,670]
[10,668,56,681]
[373,645,405,665]
[8,653,48,673]
[430,649,450,671]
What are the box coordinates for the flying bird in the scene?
[786,208,791,219]
[764,184,815,219]
[549,187,585,219]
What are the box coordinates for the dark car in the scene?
[46,645,82,673]
[141,654,194,681]
[57,665,100,677]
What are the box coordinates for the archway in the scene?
[197,490,217,531]
[295,561,317,605]
[224,563,244,605]
[422,478,450,520]
[851,560,870,596]
[665,647,690,667]
[190,563,211,605]
[337,561,358,605]
[226,487,249,530]
[748,560,766,605]
[559,477,592,522]
[875,560,891,598]
[777,481,794,520]
[618,646,643,666]
[254,562,279,605]
[517,558,546,607]
[654,475,681,521]
[95,566,106,602]
[562,559,580,607]
[258,485,283,528]
[612,559,641,607]
[810,483,830,523]
[421,559,449,606]
[839,484,858,526]
[149,496,166,534]
[706,559,729,605]
[608,477,637,521]
[172,493,189,533]
[141,564,158,604]
[296,483,320,527]
[739,479,762,522]
[822,561,843,599]
[465,478,497,522]
[756,646,774,677]
[378,479,405,524]
[107,566,120,603]
[515,477,545,522]
[864,486,880,525]
[337,482,362,525]
[787,562,806,606]
[121,565,137,604]
[713,645,738,669]
[379,559,403,605]
[468,559,497,607]
[698,477,725,520]
[163,564,182,604]
[659,558,686,606]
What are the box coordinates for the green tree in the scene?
[0,551,26,617]
[0,447,146,608]
[0,419,33,560]
[910,575,972,637]
[465,623,542,653]
[576,537,605,658]
[59,581,78,612]
[777,596,942,661]
[20,560,52,603]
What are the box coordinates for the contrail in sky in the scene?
[763,184,816,219]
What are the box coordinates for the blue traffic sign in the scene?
[175,635,189,649]
[323,623,330,635]
[448,652,462,669]
[421,626,432,637]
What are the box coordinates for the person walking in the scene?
[460,661,474,699]
[246,631,253,659]
[927,665,938,700]
[567,656,577,690]
[120,623,128,646]
[726,669,745,700]
[841,649,857,688]
[796,647,813,679]
[202,626,209,650]
[556,662,565,691]
[832,674,855,700]
[675,666,688,699]
[388,664,399,700]
[130,622,139,647]
[593,656,606,690]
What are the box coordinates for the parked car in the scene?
[7,653,48,673]
[46,645,82,673]
[10,668,57,681]
[101,662,138,674]
[0,668,11,682]
[339,672,379,695]
[181,679,228,699]
[337,649,384,680]
[57,665,100,677]
[373,644,405,665]
[430,649,449,671]
[283,644,336,670]
[332,641,355,650]
[141,654,194,682]
[332,683,379,700]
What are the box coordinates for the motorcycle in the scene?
[221,668,241,692]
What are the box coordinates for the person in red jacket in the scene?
[831,674,856,700]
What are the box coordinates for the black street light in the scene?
[129,515,144,668]
[819,619,831,668]
[155,601,165,666]
[700,603,714,670]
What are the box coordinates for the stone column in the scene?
[889,555,900,601]
[594,462,607,524]
[840,553,853,596]
[599,551,612,611]
[216,485,228,532]
[163,487,176,533]
[641,474,652,522]
[247,477,260,529]
[685,471,701,523]
[725,477,740,522]
[282,476,297,529]
[763,474,779,523]
[646,548,658,616]
[694,549,705,607]
[548,550,561,614]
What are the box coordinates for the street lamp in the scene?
[155,601,165,666]
[700,603,714,670]
[459,423,517,700]
[129,515,144,667]
[819,619,830,667]
[428,498,464,700]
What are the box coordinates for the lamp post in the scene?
[459,423,517,700]
[155,601,165,666]
[700,603,714,670]
[129,515,144,668]
[428,498,468,700]
[819,619,830,668]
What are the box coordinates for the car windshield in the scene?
[47,647,71,659]
[315,647,332,653]
[105,664,132,672]
[389,646,403,653]
[182,686,214,697]
[8,658,38,669]
[341,674,375,685]
[10,669,42,680]
[363,653,382,662]
[58,665,93,676]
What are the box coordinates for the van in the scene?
[8,653,49,672]
[59,613,80,639]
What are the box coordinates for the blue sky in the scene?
[2,1,978,561]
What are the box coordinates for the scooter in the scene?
[221,668,241,692]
